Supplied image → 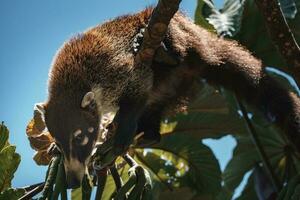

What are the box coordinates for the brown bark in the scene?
[135,0,182,67]
[254,0,300,85]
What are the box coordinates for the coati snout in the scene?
[36,92,100,188]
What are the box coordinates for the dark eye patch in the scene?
[73,129,89,146]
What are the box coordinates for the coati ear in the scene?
[34,102,47,123]
[34,102,46,116]
[81,92,95,108]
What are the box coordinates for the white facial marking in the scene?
[73,129,82,137]
[81,136,89,146]
[88,127,94,133]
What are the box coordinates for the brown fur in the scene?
[43,8,300,186]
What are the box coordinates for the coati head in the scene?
[36,91,100,188]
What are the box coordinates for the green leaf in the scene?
[135,133,222,197]
[0,188,25,200]
[222,106,299,199]
[218,66,300,198]
[101,164,131,200]
[0,123,9,152]
[194,0,215,30]
[161,83,248,139]
[71,187,81,200]
[280,0,298,19]
[223,136,259,196]
[235,174,258,200]
[0,145,21,192]
[206,0,246,37]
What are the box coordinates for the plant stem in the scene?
[95,169,108,200]
[19,183,45,200]
[110,165,123,191]
[235,95,281,192]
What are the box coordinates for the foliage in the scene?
[0,123,24,200]
[194,0,300,199]
[26,108,54,165]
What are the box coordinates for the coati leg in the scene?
[135,105,163,147]
[113,94,148,154]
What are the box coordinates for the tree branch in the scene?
[135,0,182,67]
[254,0,300,85]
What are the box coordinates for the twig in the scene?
[254,0,300,85]
[110,165,123,191]
[135,0,182,67]
[234,95,281,192]
[21,182,44,192]
[123,154,138,167]
[95,169,108,200]
[18,183,45,200]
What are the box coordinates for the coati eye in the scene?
[73,129,89,146]
[88,127,94,133]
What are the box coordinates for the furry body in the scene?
[42,8,300,187]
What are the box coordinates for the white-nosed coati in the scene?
[35,8,300,187]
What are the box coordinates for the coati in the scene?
[35,8,300,187]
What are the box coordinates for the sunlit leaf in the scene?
[280,0,298,19]
[0,123,9,152]
[0,146,21,192]
[26,112,54,165]
[161,83,248,139]
[194,0,215,30]
[0,188,25,200]
[71,187,81,200]
[135,133,222,197]
[206,0,246,37]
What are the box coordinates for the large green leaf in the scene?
[235,174,258,200]
[195,0,215,30]
[0,188,25,200]
[135,133,222,198]
[207,0,246,37]
[0,146,21,192]
[161,83,248,139]
[221,104,300,199]
[0,123,9,152]
[0,124,21,193]
[280,0,298,19]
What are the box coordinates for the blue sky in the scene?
[0,0,238,194]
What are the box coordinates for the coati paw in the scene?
[91,140,129,170]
